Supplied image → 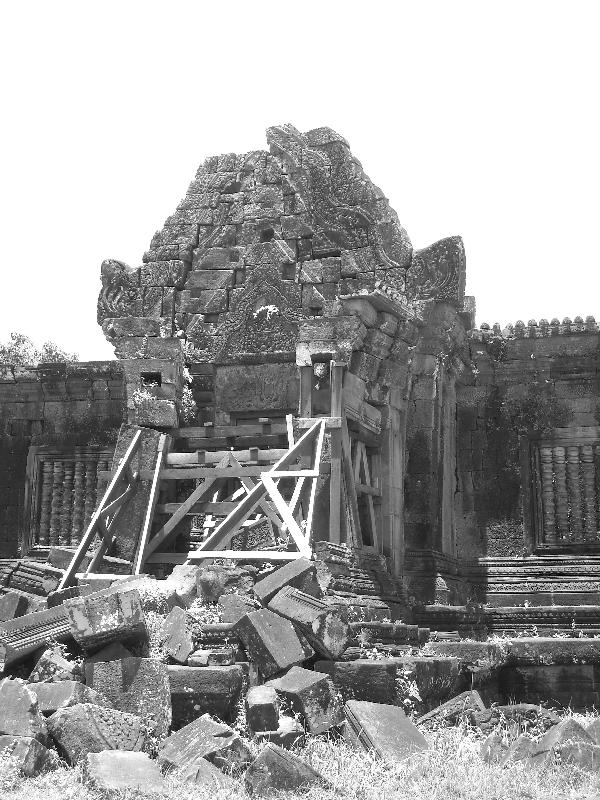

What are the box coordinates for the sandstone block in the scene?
[85,750,167,793]
[245,743,327,796]
[234,609,314,679]
[159,606,194,664]
[164,564,198,607]
[314,659,398,704]
[417,690,486,726]
[197,564,254,602]
[84,657,171,740]
[267,666,342,734]
[47,703,146,764]
[218,592,257,623]
[0,678,48,744]
[159,713,251,774]
[28,646,81,683]
[64,587,148,653]
[268,585,349,659]
[187,646,236,667]
[105,317,161,338]
[344,700,429,761]
[0,735,58,777]
[253,557,322,605]
[246,685,280,733]
[174,752,236,787]
[0,591,29,621]
[167,665,243,728]
[29,681,105,716]
[83,641,132,665]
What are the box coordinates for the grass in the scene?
[3,719,600,800]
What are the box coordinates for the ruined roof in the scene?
[98,125,466,363]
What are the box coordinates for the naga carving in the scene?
[97,259,142,324]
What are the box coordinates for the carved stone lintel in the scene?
[406,236,466,306]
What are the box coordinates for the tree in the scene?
[0,332,78,364]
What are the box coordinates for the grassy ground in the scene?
[2,719,600,800]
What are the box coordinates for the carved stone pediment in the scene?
[405,236,466,306]
[97,260,142,324]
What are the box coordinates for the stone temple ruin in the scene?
[0,125,599,786]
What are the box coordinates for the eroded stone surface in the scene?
[245,743,328,796]
[85,750,167,793]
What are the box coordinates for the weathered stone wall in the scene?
[457,319,600,560]
[0,362,124,556]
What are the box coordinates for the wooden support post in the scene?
[134,433,169,574]
[328,362,344,545]
[299,366,313,418]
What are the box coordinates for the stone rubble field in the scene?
[1,558,600,798]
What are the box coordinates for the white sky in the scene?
[1,1,598,361]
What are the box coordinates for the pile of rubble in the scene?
[0,556,599,794]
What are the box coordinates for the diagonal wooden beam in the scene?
[143,453,230,558]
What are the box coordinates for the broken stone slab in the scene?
[344,700,429,761]
[167,665,243,728]
[533,717,595,756]
[29,681,106,716]
[187,646,236,667]
[498,734,537,767]
[158,713,252,774]
[47,703,146,764]
[85,750,168,793]
[0,590,36,621]
[255,716,305,750]
[0,735,58,777]
[246,685,280,733]
[253,558,322,605]
[417,690,486,727]
[0,678,49,744]
[268,585,350,659]
[314,659,398,704]
[473,703,561,736]
[245,743,328,797]
[587,717,600,744]
[175,754,236,788]
[64,587,148,653]
[28,646,82,683]
[218,592,258,623]
[197,564,254,603]
[234,609,314,679]
[553,741,600,771]
[480,732,507,764]
[0,605,71,670]
[164,564,199,607]
[267,666,343,734]
[159,606,194,664]
[85,657,171,740]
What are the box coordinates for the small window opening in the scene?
[141,372,162,387]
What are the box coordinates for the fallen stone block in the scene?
[0,678,48,744]
[187,646,236,667]
[255,716,305,750]
[47,703,146,764]
[480,732,507,764]
[553,741,600,771]
[167,665,243,728]
[344,700,429,761]
[399,656,464,706]
[219,593,258,623]
[245,743,328,796]
[473,703,561,736]
[0,591,33,621]
[268,585,349,659]
[175,752,236,787]
[164,564,199,607]
[499,734,537,767]
[417,690,486,726]
[85,657,171,739]
[587,717,600,744]
[234,609,313,679]
[253,558,322,605]
[64,587,148,653]
[28,646,82,683]
[246,685,280,733]
[314,658,398,704]
[85,750,167,793]
[533,717,595,755]
[29,681,106,716]
[159,606,194,664]
[159,713,251,774]
[267,666,342,734]
[197,564,254,603]
[0,735,58,777]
